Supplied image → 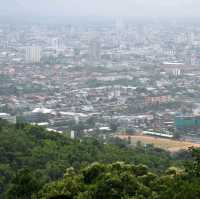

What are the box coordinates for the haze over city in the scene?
[1,0,200,18]
[1,0,200,198]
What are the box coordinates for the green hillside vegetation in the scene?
[0,119,198,199]
[37,157,200,199]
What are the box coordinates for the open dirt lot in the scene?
[118,135,200,152]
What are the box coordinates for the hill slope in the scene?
[0,120,193,198]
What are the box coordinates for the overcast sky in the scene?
[1,0,200,18]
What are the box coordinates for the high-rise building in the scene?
[115,18,125,32]
[51,37,64,50]
[25,46,41,63]
[89,39,101,61]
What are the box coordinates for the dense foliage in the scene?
[0,120,198,198]
[37,156,200,199]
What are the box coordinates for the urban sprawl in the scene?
[1,19,200,144]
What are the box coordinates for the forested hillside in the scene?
[38,158,200,199]
[0,120,198,199]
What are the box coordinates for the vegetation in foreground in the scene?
[0,120,199,199]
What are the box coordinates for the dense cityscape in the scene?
[2,0,200,198]
[1,19,200,143]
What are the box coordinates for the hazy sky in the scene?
[1,0,200,18]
